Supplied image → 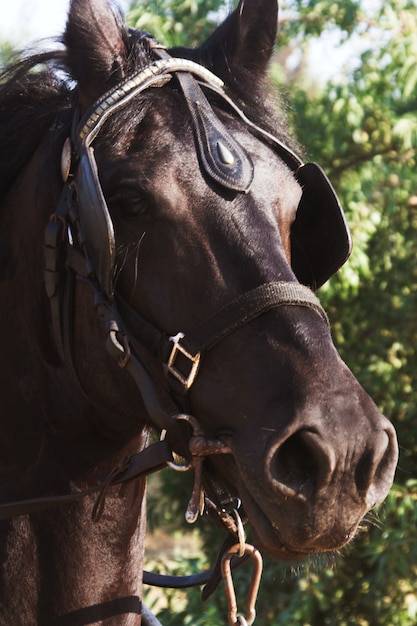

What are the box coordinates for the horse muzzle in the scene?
[228,415,398,560]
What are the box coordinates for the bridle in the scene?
[4,34,349,625]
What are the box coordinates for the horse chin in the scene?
[237,487,308,562]
[236,479,329,562]
[206,453,315,561]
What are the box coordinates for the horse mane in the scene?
[0,16,299,205]
[0,49,70,202]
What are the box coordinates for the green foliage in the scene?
[287,1,417,480]
[126,0,230,47]
[279,0,363,42]
[133,0,417,623]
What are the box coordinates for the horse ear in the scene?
[64,0,129,110]
[197,0,278,78]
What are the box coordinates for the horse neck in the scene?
[0,459,148,625]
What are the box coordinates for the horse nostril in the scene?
[356,428,398,507]
[354,449,375,494]
[266,430,336,498]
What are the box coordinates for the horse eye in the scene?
[112,194,149,218]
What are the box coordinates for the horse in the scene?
[0,0,398,624]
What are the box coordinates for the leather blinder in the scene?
[291,163,352,289]
[76,148,116,300]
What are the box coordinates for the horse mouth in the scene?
[236,475,357,562]
[206,448,316,560]
[236,480,316,561]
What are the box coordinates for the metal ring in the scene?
[159,414,199,472]
[160,429,191,472]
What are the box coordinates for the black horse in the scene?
[0,0,398,624]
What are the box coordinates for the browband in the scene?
[77,58,225,143]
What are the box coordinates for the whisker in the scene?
[360,510,383,530]
[114,244,131,285]
[132,234,145,292]
[113,233,146,293]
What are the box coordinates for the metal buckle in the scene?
[165,332,201,391]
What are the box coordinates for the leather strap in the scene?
[0,440,172,521]
[181,281,328,356]
[151,43,255,193]
[142,531,250,596]
[115,281,328,397]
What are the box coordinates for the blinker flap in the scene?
[76,147,116,299]
[291,163,352,289]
